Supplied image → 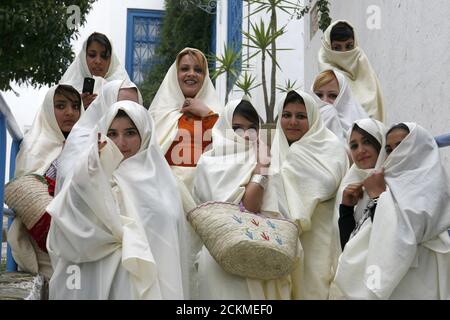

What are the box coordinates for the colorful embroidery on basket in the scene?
[232,215,243,224]
[245,229,254,239]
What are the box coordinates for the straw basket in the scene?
[4,174,52,230]
[187,201,299,280]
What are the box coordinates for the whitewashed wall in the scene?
[216,0,306,122]
[304,0,450,168]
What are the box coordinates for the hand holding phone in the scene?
[82,77,95,94]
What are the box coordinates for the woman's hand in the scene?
[180,98,212,118]
[342,183,363,206]
[363,167,386,199]
[81,93,98,109]
[254,139,271,175]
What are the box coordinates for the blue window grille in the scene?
[126,9,164,85]
[227,0,243,92]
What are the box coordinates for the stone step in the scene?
[0,272,47,300]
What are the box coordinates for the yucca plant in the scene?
[276,79,300,93]
[235,71,261,97]
[209,44,242,104]
[244,0,309,123]
[243,19,288,122]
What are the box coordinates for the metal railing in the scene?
[1,92,23,272]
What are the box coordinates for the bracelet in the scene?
[250,174,268,190]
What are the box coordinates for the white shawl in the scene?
[148,47,222,154]
[270,90,348,299]
[335,123,450,299]
[56,78,142,193]
[15,85,84,177]
[193,98,298,300]
[8,85,84,278]
[47,101,188,299]
[193,99,257,204]
[312,69,370,145]
[59,35,133,93]
[318,20,384,122]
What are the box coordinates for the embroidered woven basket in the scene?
[4,174,52,229]
[187,201,300,280]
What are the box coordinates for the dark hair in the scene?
[86,32,112,58]
[386,123,410,138]
[283,91,305,108]
[352,124,381,154]
[55,84,81,106]
[330,22,354,42]
[233,100,260,126]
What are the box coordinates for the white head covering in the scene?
[10,84,83,278]
[271,90,349,232]
[56,78,142,192]
[312,69,370,144]
[335,123,450,299]
[193,99,257,204]
[318,20,384,122]
[337,118,386,222]
[148,47,222,154]
[47,101,188,299]
[15,84,84,177]
[59,33,133,93]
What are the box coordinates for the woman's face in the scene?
[53,93,81,134]
[232,114,258,141]
[86,41,111,78]
[385,129,409,157]
[331,38,355,52]
[349,130,379,169]
[314,78,339,105]
[177,54,205,98]
[280,102,309,144]
[107,116,141,160]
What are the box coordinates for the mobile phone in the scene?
[82,77,95,94]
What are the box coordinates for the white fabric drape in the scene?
[312,69,369,145]
[193,99,300,300]
[318,20,384,122]
[56,78,142,193]
[270,90,348,299]
[59,36,133,93]
[334,123,450,299]
[47,101,188,299]
[328,118,386,299]
[9,84,84,278]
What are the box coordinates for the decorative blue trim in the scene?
[126,9,164,84]
[226,0,243,92]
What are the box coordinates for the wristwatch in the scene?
[250,174,268,190]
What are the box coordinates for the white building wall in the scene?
[304,0,450,167]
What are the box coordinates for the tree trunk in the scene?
[268,7,277,124]
[261,51,269,122]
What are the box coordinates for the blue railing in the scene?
[435,133,450,148]
[1,92,23,272]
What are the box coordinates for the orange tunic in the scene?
[165,112,219,167]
